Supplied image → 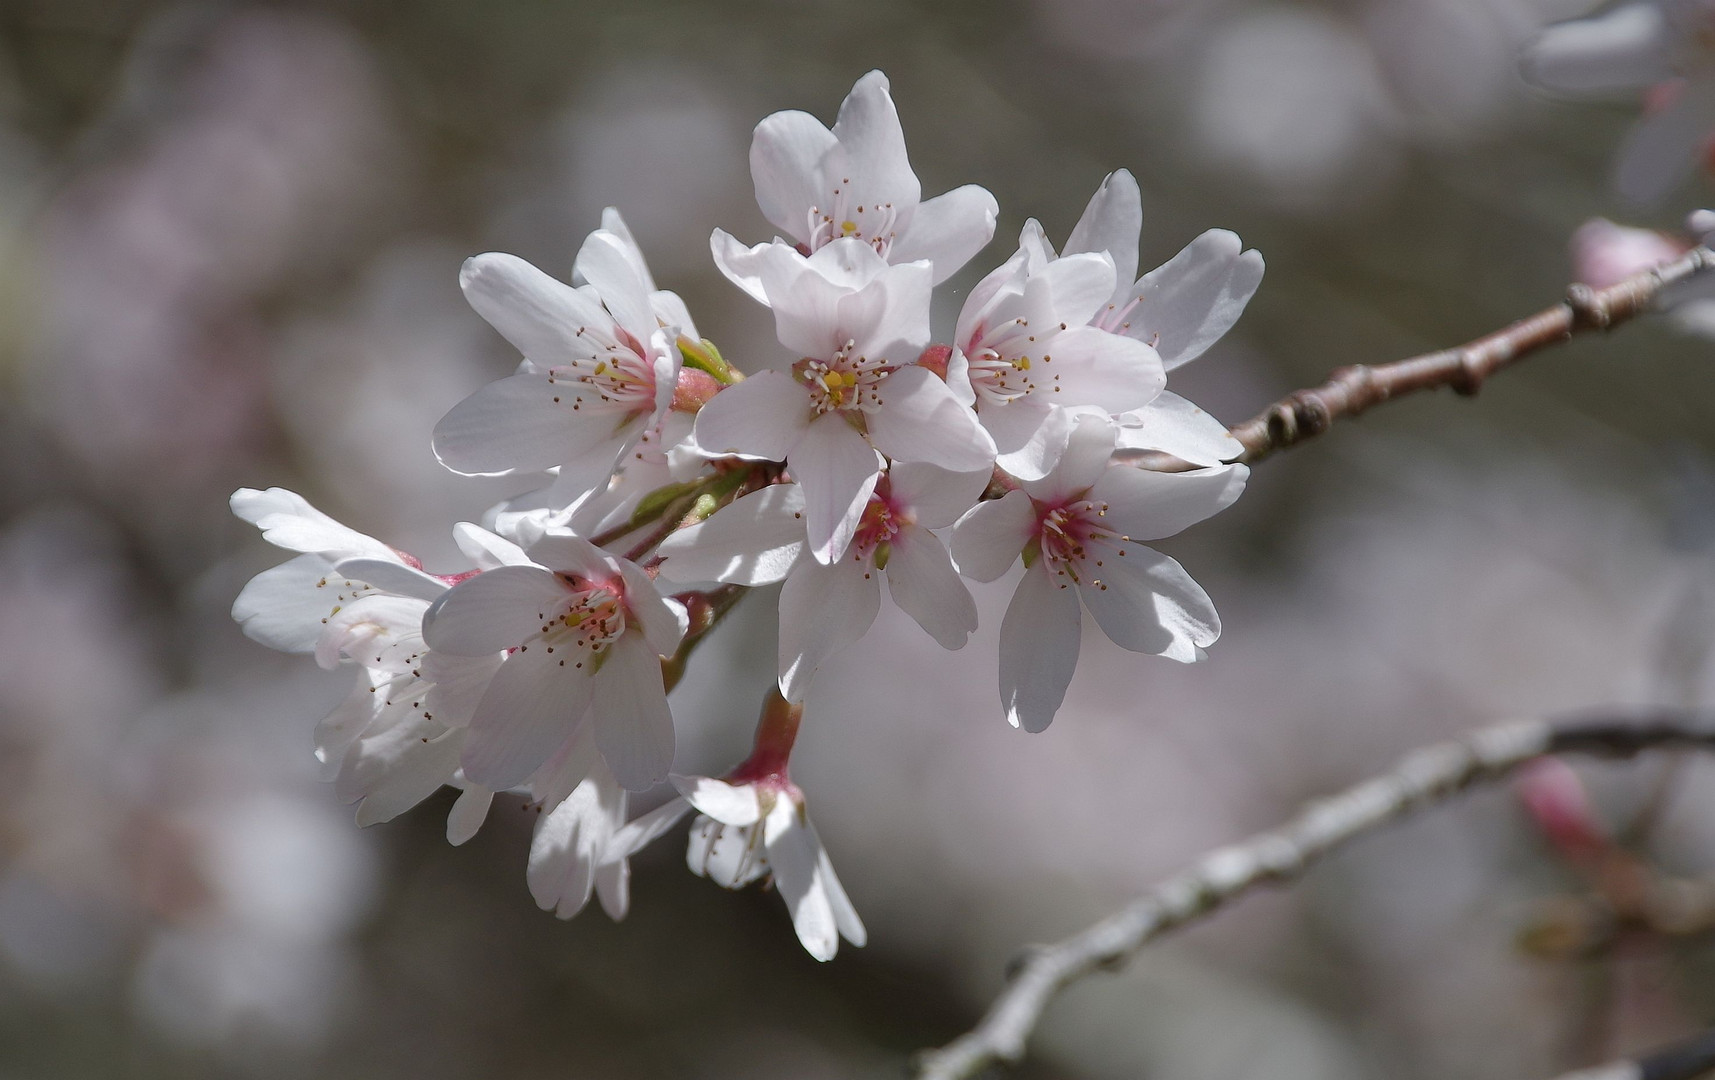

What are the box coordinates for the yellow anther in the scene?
[592,361,608,376]
[1015,357,1031,370]
[841,221,858,235]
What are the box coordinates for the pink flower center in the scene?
[850,489,904,558]
[1036,496,1132,589]
[534,574,628,660]
[964,317,1065,405]
[546,323,658,412]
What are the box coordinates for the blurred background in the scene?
[3,0,1715,1076]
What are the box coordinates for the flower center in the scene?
[792,341,891,414]
[964,317,1056,406]
[805,180,900,257]
[851,492,903,558]
[546,323,657,411]
[1037,497,1132,589]
[537,575,628,657]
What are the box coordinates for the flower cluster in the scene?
[231,71,1261,959]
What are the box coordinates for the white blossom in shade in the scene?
[951,418,1249,732]
[421,528,688,793]
[230,490,533,842]
[431,213,687,500]
[1021,170,1264,466]
[712,70,997,300]
[945,230,1164,480]
[656,462,988,701]
[692,237,995,563]
[1523,2,1715,204]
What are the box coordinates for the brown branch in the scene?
[1133,246,1715,472]
[912,712,1715,1080]
[1544,1027,1715,1080]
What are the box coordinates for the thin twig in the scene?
[1545,1026,1715,1080]
[1132,246,1715,472]
[912,712,1715,1080]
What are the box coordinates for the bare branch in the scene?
[1546,1027,1715,1080]
[1131,246,1715,473]
[912,712,1715,1080]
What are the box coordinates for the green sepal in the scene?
[1021,537,1042,569]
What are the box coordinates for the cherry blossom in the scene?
[951,419,1248,732]
[691,237,995,563]
[713,70,997,300]
[656,462,987,701]
[431,212,686,501]
[1523,1,1715,204]
[421,528,687,792]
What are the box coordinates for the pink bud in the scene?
[671,368,724,413]
[916,343,953,380]
[1516,758,1609,862]
[1570,218,1687,289]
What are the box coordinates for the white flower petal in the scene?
[791,412,882,564]
[1113,391,1243,465]
[422,566,567,656]
[866,366,996,472]
[830,70,920,219]
[673,776,762,826]
[885,523,978,649]
[709,229,773,304]
[574,230,657,341]
[232,554,339,654]
[1522,5,1673,95]
[330,558,446,602]
[344,719,462,826]
[459,252,607,367]
[763,801,840,961]
[950,489,1035,582]
[1064,169,1143,309]
[778,552,882,702]
[447,786,493,846]
[613,794,693,854]
[655,484,808,586]
[889,184,1000,283]
[1038,326,1164,410]
[987,395,1073,482]
[461,642,595,790]
[1077,545,1218,662]
[1033,251,1118,329]
[452,521,531,570]
[618,561,689,657]
[751,110,841,245]
[999,560,1083,732]
[432,370,633,477]
[885,462,990,530]
[1018,414,1116,503]
[314,674,379,780]
[1093,461,1249,542]
[691,369,810,461]
[1127,229,1264,370]
[590,632,676,792]
[231,487,396,561]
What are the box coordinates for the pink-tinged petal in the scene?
[613,794,693,854]
[1616,79,1715,206]
[1113,392,1242,465]
[422,566,567,656]
[763,802,840,961]
[778,552,882,702]
[887,462,990,529]
[710,228,773,304]
[1019,414,1115,503]
[885,522,978,649]
[1031,251,1117,329]
[232,487,397,561]
[452,522,530,570]
[459,252,608,366]
[618,561,688,657]
[987,396,1073,482]
[462,643,595,789]
[1125,230,1264,370]
[673,776,763,826]
[433,371,634,477]
[330,558,445,602]
[575,230,656,340]
[1064,170,1142,308]
[1038,326,1164,410]
[830,70,920,215]
[590,631,676,791]
[233,554,339,654]
[954,247,1029,350]
[1093,461,1249,541]
[1077,545,1218,662]
[792,412,882,564]
[866,366,996,472]
[751,109,840,243]
[999,560,1083,732]
[692,369,811,461]
[447,786,492,846]
[340,717,459,820]
[1522,6,1672,95]
[950,489,1035,582]
[656,485,808,587]
[890,184,1000,284]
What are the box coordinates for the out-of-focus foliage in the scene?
[3,0,1715,1077]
